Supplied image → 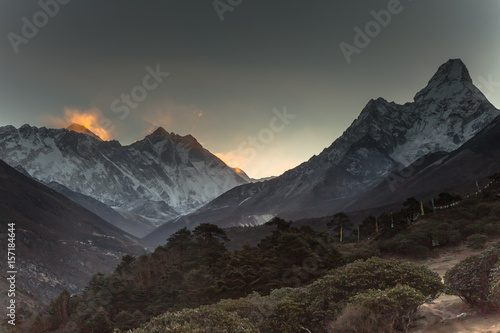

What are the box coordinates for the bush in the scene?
[489,261,500,308]
[262,300,307,333]
[330,285,425,333]
[431,222,463,246]
[343,244,380,262]
[216,289,295,329]
[328,306,394,333]
[483,222,500,236]
[81,307,113,333]
[466,234,489,249]
[127,306,259,333]
[379,233,431,259]
[350,284,425,316]
[462,223,484,237]
[470,203,493,218]
[490,203,500,216]
[295,257,443,330]
[444,244,500,312]
[113,310,144,331]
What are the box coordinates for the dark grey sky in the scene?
[1,0,499,177]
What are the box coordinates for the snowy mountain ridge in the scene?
[324,59,497,169]
[0,124,249,228]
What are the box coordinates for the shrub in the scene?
[444,244,500,312]
[489,261,500,308]
[216,289,294,329]
[466,234,489,249]
[470,203,493,218]
[328,306,394,333]
[81,307,113,333]
[484,223,500,236]
[330,285,425,333]
[350,284,425,315]
[127,306,259,333]
[490,203,500,217]
[462,223,484,237]
[379,234,431,259]
[343,244,380,262]
[262,300,307,333]
[295,257,443,330]
[113,310,143,331]
[431,222,463,246]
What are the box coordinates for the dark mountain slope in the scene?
[0,159,145,304]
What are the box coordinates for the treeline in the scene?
[332,173,500,258]
[29,218,344,332]
[375,175,500,257]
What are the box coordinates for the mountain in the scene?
[143,59,500,245]
[345,113,500,211]
[66,122,103,141]
[0,125,249,232]
[0,159,145,305]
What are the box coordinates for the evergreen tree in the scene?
[114,254,136,275]
[165,227,194,271]
[359,215,377,238]
[83,307,113,333]
[193,224,229,278]
[46,289,77,330]
[377,212,394,238]
[434,192,461,206]
[220,244,266,297]
[327,212,353,241]
[403,197,420,221]
[265,217,292,235]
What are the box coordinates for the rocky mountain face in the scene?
[144,59,500,245]
[0,160,145,305]
[346,113,500,212]
[0,125,249,235]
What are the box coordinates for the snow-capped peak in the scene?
[428,58,472,85]
[413,59,478,103]
[147,127,174,142]
[66,123,102,141]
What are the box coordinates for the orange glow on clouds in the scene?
[44,108,112,141]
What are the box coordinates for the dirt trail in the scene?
[407,243,500,333]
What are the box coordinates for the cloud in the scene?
[43,107,113,141]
